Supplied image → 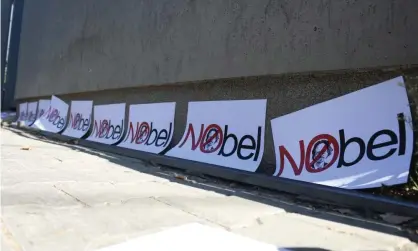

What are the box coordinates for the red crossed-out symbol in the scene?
[200,124,223,154]
[135,122,150,144]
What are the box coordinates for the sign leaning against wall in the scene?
[33,96,69,133]
[117,102,176,154]
[31,99,50,128]
[23,101,38,126]
[166,99,267,172]
[17,102,28,122]
[86,103,126,145]
[62,100,93,138]
[270,76,413,189]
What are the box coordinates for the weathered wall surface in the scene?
[15,0,418,99]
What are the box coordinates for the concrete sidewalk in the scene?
[1,128,416,251]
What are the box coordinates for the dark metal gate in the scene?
[1,0,24,111]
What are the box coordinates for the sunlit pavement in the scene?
[1,128,416,251]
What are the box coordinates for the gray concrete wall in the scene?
[15,0,418,99]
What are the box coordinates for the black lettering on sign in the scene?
[20,111,27,121]
[69,113,91,132]
[178,123,262,161]
[124,121,173,148]
[39,109,45,118]
[46,109,66,129]
[275,113,408,177]
[91,119,124,141]
[27,111,36,123]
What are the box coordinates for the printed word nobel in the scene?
[276,113,407,176]
[38,109,45,118]
[27,112,36,123]
[179,123,262,161]
[19,111,27,120]
[46,108,66,129]
[124,122,172,147]
[69,113,90,131]
[91,119,124,140]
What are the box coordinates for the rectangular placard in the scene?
[166,99,266,172]
[118,102,175,154]
[17,102,28,122]
[270,76,413,189]
[31,99,50,128]
[62,100,93,138]
[23,101,38,126]
[33,96,69,133]
[86,103,126,145]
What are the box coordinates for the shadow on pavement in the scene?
[281,249,330,251]
[3,126,417,243]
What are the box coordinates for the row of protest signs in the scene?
[16,76,414,190]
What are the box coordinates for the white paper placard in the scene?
[270,76,413,189]
[31,99,50,128]
[62,100,93,138]
[86,103,126,145]
[17,102,28,122]
[166,99,266,172]
[33,96,69,133]
[98,223,282,251]
[23,101,38,126]
[117,102,175,154]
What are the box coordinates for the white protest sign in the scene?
[31,99,50,128]
[23,101,38,126]
[117,102,175,154]
[62,100,93,138]
[166,100,266,172]
[86,103,126,145]
[270,76,413,189]
[98,223,280,251]
[33,96,69,133]
[17,102,28,122]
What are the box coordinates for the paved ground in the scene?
[1,127,417,251]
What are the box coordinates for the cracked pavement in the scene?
[1,128,417,251]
